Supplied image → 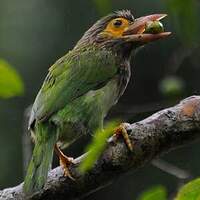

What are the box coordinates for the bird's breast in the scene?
[117,59,131,97]
[99,59,131,115]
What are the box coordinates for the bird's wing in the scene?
[29,49,117,126]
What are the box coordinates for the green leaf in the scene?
[175,178,200,200]
[137,185,167,200]
[159,76,185,98]
[0,59,24,98]
[79,121,118,173]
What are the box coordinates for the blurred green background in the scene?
[0,0,200,199]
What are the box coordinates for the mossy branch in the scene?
[1,95,200,200]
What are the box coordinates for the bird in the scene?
[23,10,170,195]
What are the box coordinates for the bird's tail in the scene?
[23,122,57,195]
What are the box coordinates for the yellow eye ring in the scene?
[103,17,130,37]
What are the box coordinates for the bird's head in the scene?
[76,10,170,58]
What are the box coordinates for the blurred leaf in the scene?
[175,178,200,200]
[137,185,167,200]
[159,76,185,98]
[79,121,118,173]
[93,0,112,16]
[0,59,24,98]
[166,0,200,45]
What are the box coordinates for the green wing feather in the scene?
[30,48,117,125]
[24,122,57,195]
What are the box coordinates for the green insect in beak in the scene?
[145,20,165,34]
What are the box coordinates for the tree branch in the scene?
[1,96,200,200]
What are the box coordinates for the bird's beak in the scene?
[122,14,171,44]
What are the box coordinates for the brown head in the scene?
[75,10,170,58]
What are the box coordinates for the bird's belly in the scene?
[50,90,106,148]
[50,75,129,149]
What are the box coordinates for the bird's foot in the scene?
[59,155,75,180]
[55,144,75,181]
[113,123,133,152]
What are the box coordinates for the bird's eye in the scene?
[113,19,123,28]
[103,18,130,37]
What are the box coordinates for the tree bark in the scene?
[1,96,200,200]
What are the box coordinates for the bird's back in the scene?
[29,47,118,131]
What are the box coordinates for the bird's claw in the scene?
[59,156,75,181]
[55,144,75,181]
[113,123,133,152]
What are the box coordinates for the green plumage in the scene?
[24,122,57,194]
[24,10,150,195]
[30,48,117,122]
[24,44,128,195]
